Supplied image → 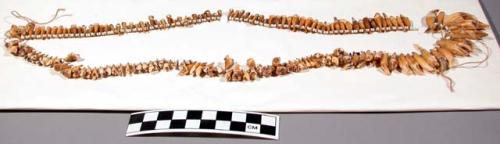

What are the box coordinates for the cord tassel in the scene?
[10,8,72,25]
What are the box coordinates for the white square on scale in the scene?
[231,113,246,122]
[215,121,231,130]
[143,112,159,122]
[201,111,217,120]
[126,123,142,133]
[185,120,201,128]
[155,120,171,129]
[245,123,261,133]
[261,115,276,126]
[172,111,188,120]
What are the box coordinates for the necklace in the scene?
[3,9,490,91]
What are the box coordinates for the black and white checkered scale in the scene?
[126,110,279,139]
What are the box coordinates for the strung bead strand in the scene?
[8,10,223,40]
[227,9,413,35]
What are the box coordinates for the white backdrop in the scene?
[0,0,499,112]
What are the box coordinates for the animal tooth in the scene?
[406,54,424,75]
[412,52,435,73]
[414,44,439,67]
[425,9,439,33]
[436,47,455,68]
[398,54,413,75]
[379,53,391,75]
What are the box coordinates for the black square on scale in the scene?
[140,121,157,131]
[229,121,246,132]
[169,120,186,129]
[129,113,145,124]
[199,120,216,129]
[157,111,173,120]
[216,111,232,121]
[187,110,202,119]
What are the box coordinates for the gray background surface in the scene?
[1,0,499,143]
